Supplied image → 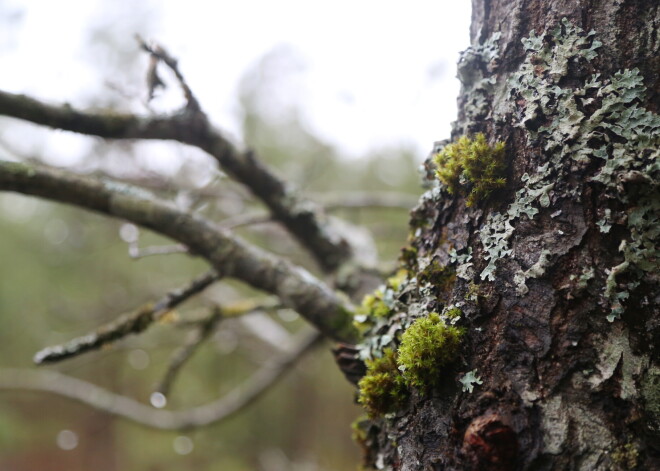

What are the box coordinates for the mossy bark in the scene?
[357,1,659,469]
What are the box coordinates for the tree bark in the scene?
[356,1,659,470]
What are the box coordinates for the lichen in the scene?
[459,369,483,393]
[357,348,409,418]
[513,249,552,296]
[397,312,464,390]
[433,133,507,207]
[641,366,660,438]
[455,32,502,135]
[475,18,659,321]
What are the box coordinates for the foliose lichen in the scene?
[455,32,502,135]
[459,369,484,393]
[433,133,507,207]
[475,18,658,321]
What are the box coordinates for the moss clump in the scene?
[433,133,507,206]
[445,307,463,320]
[351,415,370,445]
[418,260,456,295]
[358,349,409,417]
[386,269,409,292]
[399,245,418,270]
[356,290,391,320]
[397,313,465,389]
[611,443,639,469]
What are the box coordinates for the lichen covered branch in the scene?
[33,270,221,364]
[0,160,358,342]
[0,88,352,272]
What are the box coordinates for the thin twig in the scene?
[155,307,222,396]
[0,330,322,430]
[135,35,200,111]
[33,269,221,364]
[219,212,271,229]
[129,242,189,259]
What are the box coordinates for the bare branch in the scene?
[0,89,352,272]
[34,270,221,364]
[219,211,271,229]
[128,242,189,259]
[0,160,357,342]
[135,35,200,111]
[155,307,222,396]
[320,191,420,211]
[0,331,322,430]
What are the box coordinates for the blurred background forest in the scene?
[0,1,469,470]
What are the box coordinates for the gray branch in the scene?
[0,331,322,430]
[34,269,221,364]
[155,307,222,396]
[0,160,358,342]
[0,89,352,272]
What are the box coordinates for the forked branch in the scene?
[0,160,358,342]
[34,269,221,364]
[0,86,352,272]
[0,331,322,430]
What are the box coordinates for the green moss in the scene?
[351,415,370,444]
[445,307,463,319]
[386,269,408,292]
[433,133,507,206]
[464,281,482,301]
[357,291,391,319]
[418,260,456,294]
[611,443,639,469]
[357,348,409,417]
[399,245,418,270]
[397,312,465,389]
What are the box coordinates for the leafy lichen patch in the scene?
[455,32,502,135]
[475,18,658,321]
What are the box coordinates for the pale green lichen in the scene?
[597,209,613,234]
[455,32,502,135]
[640,366,660,437]
[476,18,658,320]
[459,369,483,393]
[570,266,595,291]
[514,249,552,296]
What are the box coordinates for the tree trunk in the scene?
[354,1,659,469]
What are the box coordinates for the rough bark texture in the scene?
[355,1,659,470]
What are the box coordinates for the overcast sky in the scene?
[0,1,471,161]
